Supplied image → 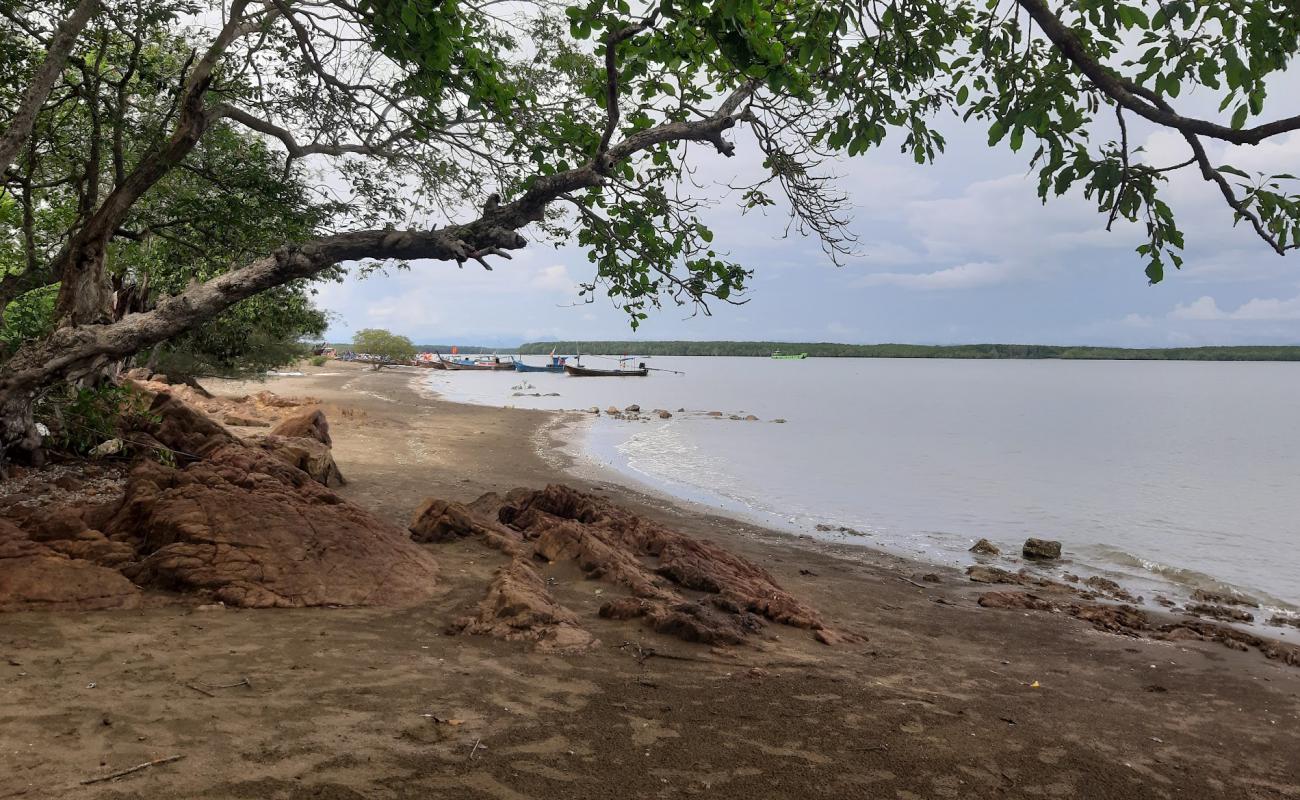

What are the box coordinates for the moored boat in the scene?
[771,351,808,359]
[515,353,570,373]
[564,363,649,377]
[514,362,566,373]
[440,354,516,370]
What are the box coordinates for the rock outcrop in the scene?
[2,389,435,611]
[0,519,141,611]
[975,587,1300,667]
[270,408,333,446]
[449,557,595,651]
[419,484,839,648]
[969,538,1000,555]
[1022,538,1062,560]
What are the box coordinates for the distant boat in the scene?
[771,351,808,360]
[564,363,649,377]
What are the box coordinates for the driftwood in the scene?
[79,754,184,785]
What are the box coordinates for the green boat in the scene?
[771,351,808,360]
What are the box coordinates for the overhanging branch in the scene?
[1017,0,1300,147]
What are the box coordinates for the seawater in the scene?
[426,356,1300,616]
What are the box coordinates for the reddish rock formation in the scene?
[2,389,435,611]
[106,442,436,608]
[450,557,594,651]
[427,484,839,648]
[271,408,332,446]
[245,434,345,487]
[0,519,141,611]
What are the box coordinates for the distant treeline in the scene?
[516,341,1300,361]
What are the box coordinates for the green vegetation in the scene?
[353,329,417,367]
[517,341,1300,361]
[33,383,158,458]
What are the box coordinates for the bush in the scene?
[34,383,158,457]
[310,355,328,366]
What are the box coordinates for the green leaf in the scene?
[1231,104,1249,129]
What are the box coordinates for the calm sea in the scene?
[426,356,1300,615]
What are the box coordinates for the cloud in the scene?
[530,264,577,292]
[1168,295,1226,320]
[853,261,1020,290]
[1168,294,1300,321]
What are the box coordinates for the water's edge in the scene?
[416,371,1298,628]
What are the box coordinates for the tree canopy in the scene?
[353,328,416,366]
[1,0,1298,461]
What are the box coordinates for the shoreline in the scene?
[417,366,1300,625]
[2,361,1298,798]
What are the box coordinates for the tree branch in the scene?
[0,0,100,175]
[1017,0,1300,146]
[216,104,406,161]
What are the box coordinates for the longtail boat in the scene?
[515,362,566,373]
[564,363,648,377]
[515,354,569,373]
[771,351,808,359]
[439,354,516,371]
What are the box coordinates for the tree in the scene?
[352,328,415,368]
[1,0,1298,464]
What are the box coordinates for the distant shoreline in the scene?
[510,341,1300,361]
[324,339,1300,361]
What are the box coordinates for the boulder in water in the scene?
[1022,538,1062,560]
[969,538,1000,555]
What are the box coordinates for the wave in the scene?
[1091,544,1295,612]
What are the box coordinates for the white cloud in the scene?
[853,261,1020,291]
[530,264,576,292]
[1168,294,1300,321]
[1230,295,1300,320]
[1168,295,1226,320]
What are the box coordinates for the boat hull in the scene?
[514,363,565,373]
[443,360,515,371]
[771,353,808,359]
[564,365,648,377]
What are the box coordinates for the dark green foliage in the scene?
[517,341,1300,361]
[0,285,57,356]
[33,383,158,457]
[145,285,328,380]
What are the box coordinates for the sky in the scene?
[315,92,1300,349]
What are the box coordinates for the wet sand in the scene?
[1,361,1297,799]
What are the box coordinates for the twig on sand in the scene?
[80,755,184,785]
[468,738,483,760]
[188,677,252,696]
[896,576,930,590]
[617,641,733,666]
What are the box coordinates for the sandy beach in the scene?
[2,361,1298,799]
